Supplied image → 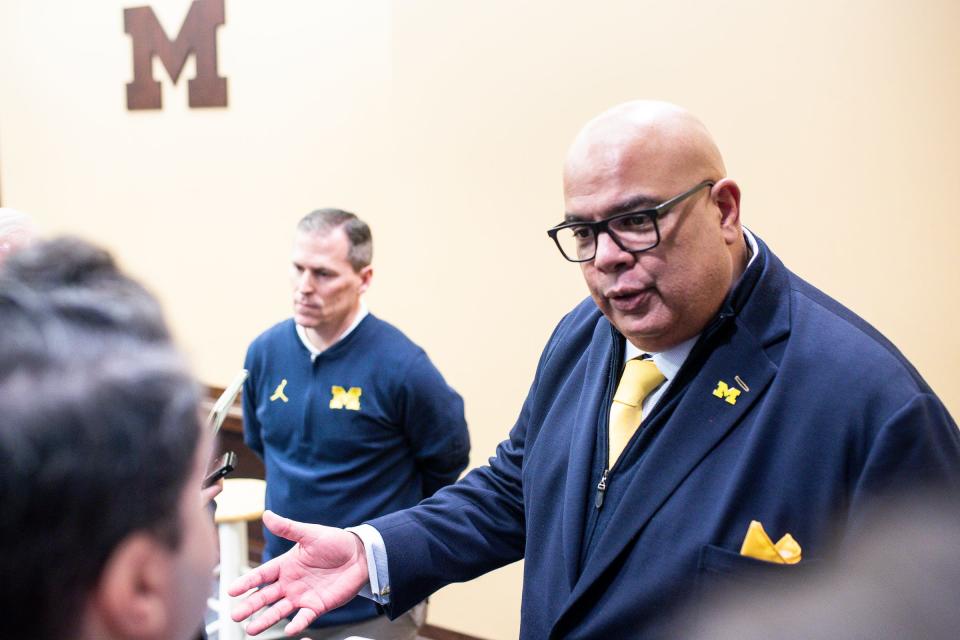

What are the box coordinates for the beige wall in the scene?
[2,1,958,637]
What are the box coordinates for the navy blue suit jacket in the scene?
[369,238,960,638]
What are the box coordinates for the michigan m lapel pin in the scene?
[712,379,743,405]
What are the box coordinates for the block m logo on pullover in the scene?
[330,386,362,411]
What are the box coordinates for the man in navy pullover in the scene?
[242,208,470,639]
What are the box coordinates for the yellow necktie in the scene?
[608,357,665,467]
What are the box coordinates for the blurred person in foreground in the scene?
[0,237,218,640]
[2,235,170,341]
[229,101,960,638]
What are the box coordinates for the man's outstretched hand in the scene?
[228,510,370,636]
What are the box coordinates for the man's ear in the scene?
[712,178,742,244]
[357,265,373,294]
[90,532,174,640]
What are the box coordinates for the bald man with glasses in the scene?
[229,101,960,639]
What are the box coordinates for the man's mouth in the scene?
[606,286,654,312]
[295,300,320,312]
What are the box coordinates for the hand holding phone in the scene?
[203,450,237,489]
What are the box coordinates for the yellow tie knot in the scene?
[608,357,666,467]
[613,358,666,408]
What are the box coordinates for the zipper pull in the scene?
[595,469,609,509]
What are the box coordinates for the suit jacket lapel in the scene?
[558,320,778,617]
[559,319,617,591]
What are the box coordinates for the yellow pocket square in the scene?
[739,520,802,565]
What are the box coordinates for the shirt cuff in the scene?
[345,523,391,605]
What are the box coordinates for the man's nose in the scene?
[297,271,315,293]
[592,230,633,273]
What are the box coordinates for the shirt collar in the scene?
[742,227,759,268]
[624,335,698,382]
[296,301,369,360]
[622,228,758,374]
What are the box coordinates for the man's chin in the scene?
[612,314,672,351]
[293,314,322,328]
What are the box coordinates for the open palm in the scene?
[229,510,369,636]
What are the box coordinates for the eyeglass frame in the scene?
[546,179,715,263]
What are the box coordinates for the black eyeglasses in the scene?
[546,180,714,263]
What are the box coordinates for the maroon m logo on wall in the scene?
[125,0,227,110]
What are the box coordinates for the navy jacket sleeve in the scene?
[847,392,960,536]
[371,389,531,616]
[398,350,470,498]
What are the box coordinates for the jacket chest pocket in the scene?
[696,543,817,594]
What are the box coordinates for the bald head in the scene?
[560,101,746,352]
[565,101,725,198]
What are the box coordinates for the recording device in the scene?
[207,369,249,436]
[202,450,237,488]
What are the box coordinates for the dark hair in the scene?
[297,208,373,271]
[1,235,171,342]
[0,284,199,639]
